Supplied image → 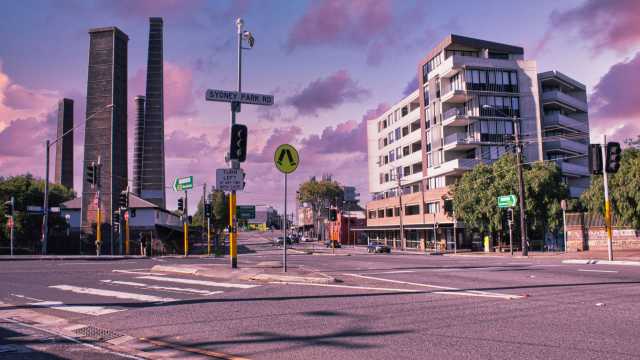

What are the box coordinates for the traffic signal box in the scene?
[230,124,248,162]
[177,198,184,212]
[605,142,621,174]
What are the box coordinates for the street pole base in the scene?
[231,257,237,268]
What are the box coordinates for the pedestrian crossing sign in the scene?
[274,144,299,174]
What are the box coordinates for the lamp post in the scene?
[482,104,528,256]
[42,103,114,255]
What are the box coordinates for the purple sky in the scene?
[0,0,638,213]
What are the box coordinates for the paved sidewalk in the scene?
[0,255,147,261]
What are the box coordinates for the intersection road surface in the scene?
[1,231,639,359]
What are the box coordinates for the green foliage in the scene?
[0,174,75,252]
[298,179,344,216]
[580,148,640,228]
[191,188,229,231]
[452,155,568,238]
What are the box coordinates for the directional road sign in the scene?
[205,89,274,106]
[174,176,194,191]
[274,144,299,174]
[497,195,517,208]
[216,168,245,192]
[236,205,255,220]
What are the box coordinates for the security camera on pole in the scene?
[206,18,274,269]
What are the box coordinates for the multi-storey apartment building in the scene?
[365,34,590,251]
[538,71,590,197]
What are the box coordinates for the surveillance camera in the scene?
[243,31,254,48]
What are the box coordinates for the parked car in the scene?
[367,242,391,253]
[290,234,300,243]
[324,239,341,248]
[273,236,293,246]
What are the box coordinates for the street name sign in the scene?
[497,195,517,208]
[274,144,299,174]
[27,205,43,213]
[205,89,274,106]
[216,168,245,191]
[174,176,194,191]
[236,205,256,220]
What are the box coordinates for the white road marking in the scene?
[533,264,564,267]
[270,282,421,293]
[101,280,223,296]
[112,270,164,276]
[342,273,523,300]
[28,301,124,316]
[136,276,258,289]
[11,293,45,302]
[57,261,138,266]
[49,285,179,303]
[578,269,619,273]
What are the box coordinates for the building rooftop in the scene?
[88,26,129,41]
[61,193,159,210]
[420,34,524,66]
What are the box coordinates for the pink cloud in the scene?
[589,52,640,142]
[165,130,215,158]
[285,0,393,53]
[550,0,640,52]
[286,70,369,116]
[0,113,55,157]
[250,126,302,163]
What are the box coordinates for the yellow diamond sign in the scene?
[274,144,299,174]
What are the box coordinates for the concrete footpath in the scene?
[151,261,336,284]
[0,255,148,261]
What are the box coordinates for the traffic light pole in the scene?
[601,134,613,261]
[184,190,189,256]
[43,140,50,255]
[514,120,528,256]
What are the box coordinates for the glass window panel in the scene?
[495,97,503,107]
[489,120,497,133]
[512,97,519,110]
[488,71,496,84]
[510,72,518,86]
[481,120,488,133]
[505,121,513,134]
[472,70,479,83]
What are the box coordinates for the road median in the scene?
[562,259,640,266]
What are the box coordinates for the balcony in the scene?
[427,158,485,177]
[544,112,588,133]
[541,90,588,113]
[545,138,588,155]
[443,132,480,151]
[440,89,470,104]
[442,107,474,127]
[557,160,589,177]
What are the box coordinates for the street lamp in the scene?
[481,104,528,256]
[42,103,114,255]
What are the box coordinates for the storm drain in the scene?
[72,326,123,342]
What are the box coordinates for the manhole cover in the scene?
[73,326,123,342]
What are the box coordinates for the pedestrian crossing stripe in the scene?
[274,144,299,174]
[101,279,223,296]
[49,285,179,303]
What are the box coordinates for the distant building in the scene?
[134,17,166,208]
[55,98,74,190]
[246,206,278,231]
[81,26,129,253]
[132,95,145,197]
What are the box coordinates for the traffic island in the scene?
[151,263,336,284]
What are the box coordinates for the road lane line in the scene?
[270,282,421,293]
[342,273,523,300]
[578,269,619,273]
[368,270,416,275]
[11,294,45,302]
[49,285,179,303]
[101,280,223,296]
[27,301,125,316]
[57,261,138,266]
[136,276,258,289]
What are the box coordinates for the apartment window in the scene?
[412,162,423,173]
[423,85,430,104]
[379,173,384,184]
[466,68,518,92]
[425,201,440,214]
[412,141,422,153]
[388,132,394,144]
[403,145,410,156]
[386,208,393,217]
[384,173,389,182]
[395,128,402,140]
[394,207,401,217]
[481,145,509,160]
[383,138,388,147]
[427,176,445,189]
[402,126,409,137]
[378,209,385,218]
[397,166,403,178]
[368,210,376,219]
[382,120,387,129]
[488,51,509,59]
[396,147,402,159]
[411,120,420,132]
[446,50,479,58]
[479,95,520,117]
[402,106,408,117]
[405,204,420,216]
[384,155,388,164]
[450,72,464,92]
[389,150,395,162]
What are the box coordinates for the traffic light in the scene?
[589,144,603,175]
[605,142,621,173]
[3,200,12,216]
[86,162,96,185]
[230,124,248,162]
[204,203,212,219]
[329,209,337,221]
[119,191,128,209]
[177,198,184,212]
[188,215,193,224]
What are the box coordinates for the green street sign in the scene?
[173,176,194,191]
[237,205,256,220]
[498,195,517,208]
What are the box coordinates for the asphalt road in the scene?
[1,231,639,359]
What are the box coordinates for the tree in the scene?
[0,174,75,254]
[452,154,568,244]
[297,178,344,238]
[581,148,640,228]
[192,188,229,231]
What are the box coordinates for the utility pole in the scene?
[43,140,50,255]
[453,210,457,254]
[202,182,206,245]
[601,134,613,261]
[514,120,528,256]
